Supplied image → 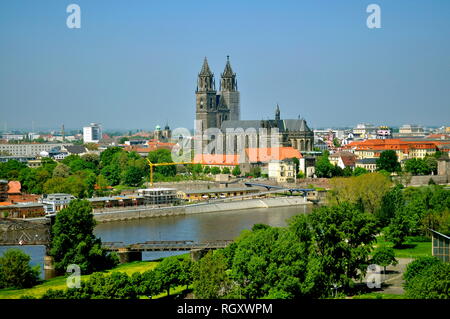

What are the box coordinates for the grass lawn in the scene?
[375,236,432,259]
[0,260,159,299]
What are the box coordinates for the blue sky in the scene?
[0,0,449,131]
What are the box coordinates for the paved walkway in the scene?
[378,257,413,295]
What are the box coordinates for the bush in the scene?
[405,262,450,299]
[0,249,40,289]
[403,257,441,287]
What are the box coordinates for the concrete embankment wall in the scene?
[93,197,311,223]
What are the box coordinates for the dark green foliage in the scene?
[50,200,118,274]
[0,249,40,289]
[232,166,241,176]
[154,256,184,296]
[210,167,221,175]
[377,184,404,227]
[405,261,450,299]
[385,209,411,248]
[315,154,334,178]
[192,251,230,298]
[122,166,144,186]
[305,203,378,291]
[148,149,176,177]
[371,246,398,273]
[376,150,400,173]
[403,257,441,287]
[221,167,231,174]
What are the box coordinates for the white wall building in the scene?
[83,123,102,143]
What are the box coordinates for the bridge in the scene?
[243,182,315,195]
[102,240,233,252]
[102,240,233,263]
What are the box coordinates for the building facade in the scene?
[83,123,102,143]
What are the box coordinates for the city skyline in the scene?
[1,0,450,130]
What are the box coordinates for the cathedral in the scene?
[195,57,314,153]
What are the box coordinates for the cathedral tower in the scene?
[196,57,217,131]
[219,56,240,121]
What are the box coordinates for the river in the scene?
[0,205,312,278]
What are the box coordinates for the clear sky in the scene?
[1,0,449,132]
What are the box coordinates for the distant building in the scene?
[40,193,76,214]
[376,126,392,139]
[329,151,357,169]
[0,143,73,157]
[430,229,449,263]
[0,180,8,202]
[352,123,376,138]
[355,158,377,172]
[268,159,296,183]
[83,123,102,143]
[398,124,425,137]
[178,187,260,202]
[344,139,438,161]
[137,188,178,205]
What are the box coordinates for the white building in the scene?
[40,193,76,214]
[83,123,102,143]
[0,143,72,157]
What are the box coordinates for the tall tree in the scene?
[0,249,40,289]
[376,150,400,173]
[49,200,117,274]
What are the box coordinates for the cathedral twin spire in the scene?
[197,56,237,92]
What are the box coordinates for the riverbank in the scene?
[93,196,313,223]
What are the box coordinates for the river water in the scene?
[0,205,312,278]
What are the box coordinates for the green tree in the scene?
[232,165,241,176]
[154,257,183,296]
[49,200,117,274]
[376,184,404,227]
[122,166,144,186]
[101,164,121,186]
[100,147,123,167]
[371,246,398,274]
[221,167,231,174]
[210,167,221,175]
[315,154,334,178]
[304,203,378,291]
[385,208,411,248]
[0,249,40,289]
[136,270,162,298]
[192,251,230,299]
[203,166,211,174]
[376,150,400,173]
[52,163,70,178]
[249,166,261,178]
[148,149,176,177]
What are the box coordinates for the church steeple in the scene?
[275,104,281,121]
[220,55,237,92]
[197,57,215,92]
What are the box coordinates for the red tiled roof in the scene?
[193,154,240,166]
[7,181,21,194]
[245,147,302,162]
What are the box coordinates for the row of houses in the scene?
[329,137,450,172]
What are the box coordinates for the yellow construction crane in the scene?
[145,159,193,186]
